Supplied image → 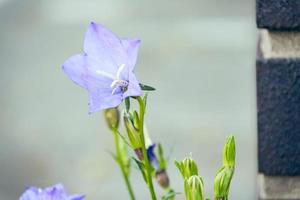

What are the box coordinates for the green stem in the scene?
[137,96,157,200]
[112,129,136,200]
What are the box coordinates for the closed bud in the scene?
[175,157,198,179]
[214,167,234,199]
[184,175,204,200]
[124,115,142,150]
[132,111,140,131]
[223,135,235,168]
[104,108,119,130]
[134,148,144,160]
[155,170,170,189]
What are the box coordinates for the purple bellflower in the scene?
[62,22,142,113]
[19,184,85,200]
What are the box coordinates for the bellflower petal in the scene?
[84,22,127,74]
[62,22,142,112]
[124,72,143,98]
[121,39,141,70]
[62,54,88,88]
[88,88,122,113]
[19,184,85,200]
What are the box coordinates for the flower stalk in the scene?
[112,128,136,200]
[105,108,135,200]
[137,96,157,200]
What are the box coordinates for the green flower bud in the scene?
[175,157,198,179]
[104,108,120,130]
[223,135,235,168]
[124,115,142,150]
[214,166,234,199]
[184,175,204,200]
[132,111,140,131]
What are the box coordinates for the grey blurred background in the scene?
[0,0,257,199]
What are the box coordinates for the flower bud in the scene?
[104,108,119,130]
[223,135,235,168]
[214,166,234,199]
[155,170,170,189]
[124,115,142,150]
[175,157,198,179]
[134,148,144,160]
[132,111,140,131]
[184,175,204,200]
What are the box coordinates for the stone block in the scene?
[258,173,300,199]
[257,57,300,175]
[257,0,300,30]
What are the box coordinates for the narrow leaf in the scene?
[139,83,156,91]
[132,157,147,183]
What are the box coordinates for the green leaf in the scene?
[132,157,147,183]
[139,83,156,91]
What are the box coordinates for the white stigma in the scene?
[96,64,129,95]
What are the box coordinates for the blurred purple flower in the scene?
[62,22,142,113]
[19,184,85,200]
[147,144,160,170]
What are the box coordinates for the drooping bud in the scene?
[155,169,170,189]
[175,157,198,179]
[223,135,235,168]
[184,175,204,200]
[104,108,120,130]
[214,166,234,199]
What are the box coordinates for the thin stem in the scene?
[137,96,157,200]
[112,129,136,200]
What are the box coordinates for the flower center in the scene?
[96,64,129,95]
[110,79,129,94]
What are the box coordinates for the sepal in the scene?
[175,157,198,180]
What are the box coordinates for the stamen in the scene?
[110,80,119,88]
[117,64,126,79]
[96,70,116,80]
[96,64,129,95]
